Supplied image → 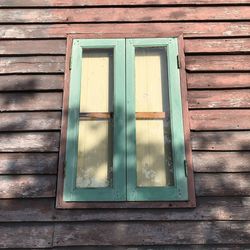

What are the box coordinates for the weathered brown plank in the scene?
[1,197,250,222]
[0,92,62,111]
[193,152,250,172]
[196,173,250,196]
[188,90,250,109]
[0,132,60,152]
[191,131,250,151]
[0,175,56,198]
[1,7,250,23]
[0,223,53,248]
[1,0,250,7]
[54,221,250,246]
[0,39,66,55]
[0,153,58,174]
[185,38,250,53]
[0,56,65,74]
[190,110,250,130]
[1,23,250,39]
[0,112,61,131]
[186,55,250,72]
[187,73,250,89]
[0,75,63,91]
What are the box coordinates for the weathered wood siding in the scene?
[0,0,250,248]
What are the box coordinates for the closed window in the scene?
[58,37,195,206]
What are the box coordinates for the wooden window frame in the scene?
[56,33,196,209]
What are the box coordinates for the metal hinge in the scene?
[177,55,181,69]
[184,159,188,177]
[69,56,72,70]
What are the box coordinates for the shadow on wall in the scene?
[0,78,249,247]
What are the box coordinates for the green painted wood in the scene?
[63,39,126,201]
[126,38,188,201]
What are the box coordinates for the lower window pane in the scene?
[76,120,113,188]
[136,119,173,187]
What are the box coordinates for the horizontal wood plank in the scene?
[193,151,250,172]
[0,132,60,152]
[185,38,250,53]
[0,223,53,248]
[188,90,250,109]
[1,0,250,7]
[53,221,250,245]
[1,7,250,23]
[0,153,58,174]
[190,110,250,130]
[187,73,250,89]
[0,175,56,198]
[1,197,250,222]
[0,56,65,74]
[1,23,250,39]
[0,75,64,91]
[186,55,250,72]
[0,92,62,111]
[0,112,61,131]
[191,131,250,151]
[196,173,250,196]
[0,39,66,55]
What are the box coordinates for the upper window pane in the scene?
[80,49,114,112]
[135,47,168,112]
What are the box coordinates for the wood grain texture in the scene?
[1,23,250,39]
[187,73,250,89]
[191,131,250,151]
[0,175,56,198]
[0,223,53,248]
[0,39,66,55]
[0,92,62,111]
[0,56,65,74]
[188,90,250,109]
[53,221,250,246]
[186,55,250,72]
[190,110,250,130]
[0,75,64,91]
[0,153,58,174]
[1,7,250,23]
[1,0,250,7]
[1,197,250,222]
[0,132,60,152]
[196,173,250,196]
[0,112,61,131]
[193,152,250,173]
[185,38,250,53]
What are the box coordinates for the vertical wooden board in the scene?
[0,223,53,248]
[80,49,113,112]
[0,175,56,198]
[0,153,58,174]
[76,120,111,188]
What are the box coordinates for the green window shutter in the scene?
[126,38,188,201]
[63,39,126,201]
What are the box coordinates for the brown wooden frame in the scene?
[56,33,196,209]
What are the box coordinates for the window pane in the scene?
[136,119,173,187]
[135,47,168,112]
[76,120,113,188]
[80,49,114,112]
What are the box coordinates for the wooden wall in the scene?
[0,0,250,248]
